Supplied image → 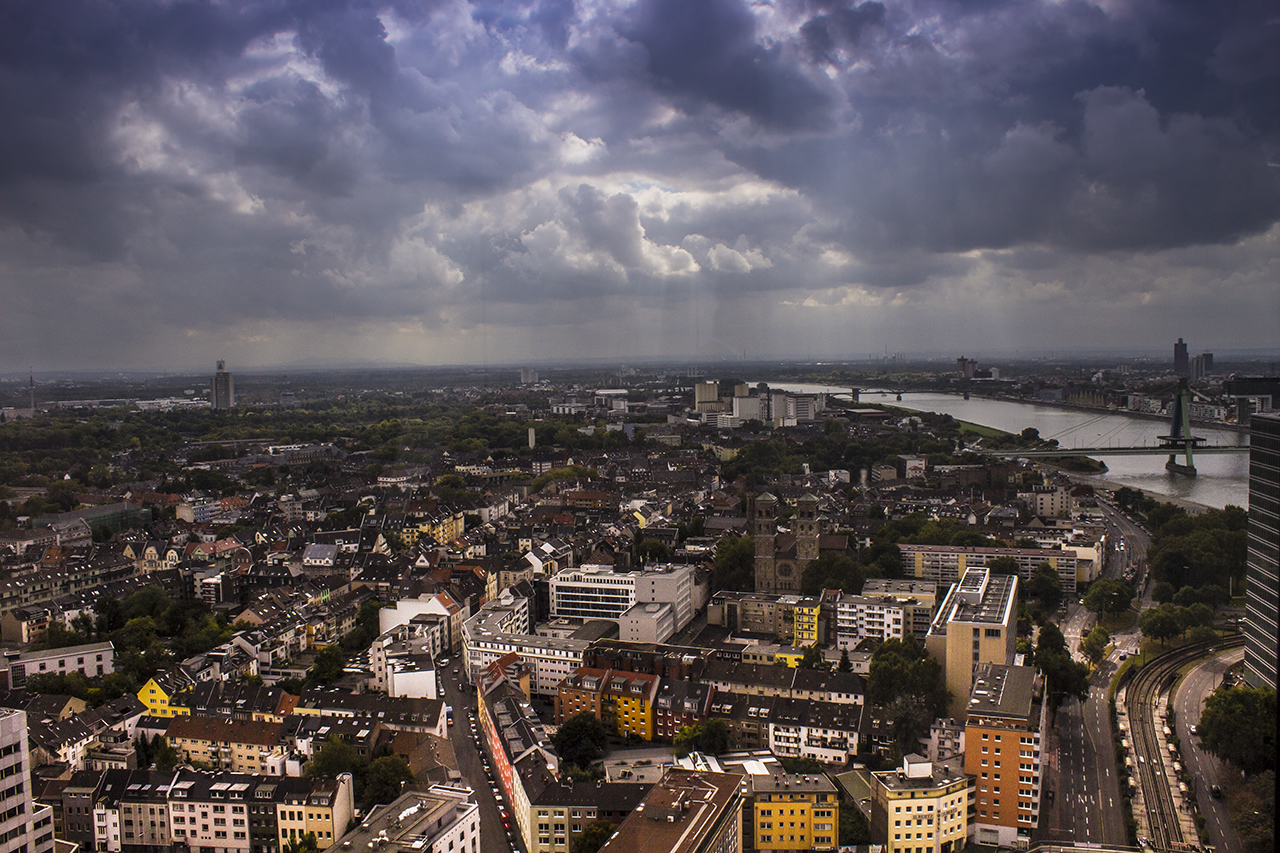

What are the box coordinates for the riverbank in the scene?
[958,390,1250,435]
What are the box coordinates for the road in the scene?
[1043,495,1153,847]
[1051,656,1127,846]
[437,663,523,853]
[1174,647,1244,853]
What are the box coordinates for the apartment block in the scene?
[900,544,1077,595]
[0,708,56,853]
[165,715,288,775]
[752,773,839,852]
[869,754,969,853]
[1244,413,1280,689]
[964,664,1046,848]
[924,569,1018,720]
[5,641,115,689]
[599,767,743,853]
[332,786,479,853]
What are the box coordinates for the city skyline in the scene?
[1,0,1278,372]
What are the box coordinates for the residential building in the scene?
[900,544,1077,595]
[77,767,353,853]
[835,583,938,648]
[924,569,1018,719]
[766,697,862,765]
[4,641,114,689]
[331,786,479,853]
[599,767,743,853]
[464,587,589,696]
[165,715,289,775]
[549,564,696,631]
[963,664,1046,847]
[1244,412,1280,689]
[137,669,195,718]
[0,708,56,853]
[554,667,661,741]
[751,772,839,853]
[868,754,970,853]
[529,779,650,853]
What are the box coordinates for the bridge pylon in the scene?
[1157,379,1205,476]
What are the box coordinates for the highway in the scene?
[1174,647,1244,853]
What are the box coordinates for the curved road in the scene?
[1174,648,1244,853]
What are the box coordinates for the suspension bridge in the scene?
[977,380,1248,476]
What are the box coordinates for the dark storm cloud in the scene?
[620,0,837,129]
[0,0,1276,368]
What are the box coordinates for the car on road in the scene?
[1210,784,1222,799]
[1189,724,1197,735]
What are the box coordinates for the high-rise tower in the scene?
[211,359,235,410]
[0,708,55,853]
[1243,412,1279,689]
[1173,337,1189,377]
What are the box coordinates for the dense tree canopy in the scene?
[673,720,732,758]
[712,535,755,592]
[1198,686,1276,775]
[868,638,949,754]
[553,713,611,768]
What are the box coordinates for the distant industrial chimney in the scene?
[529,427,536,449]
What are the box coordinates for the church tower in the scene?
[753,492,779,592]
[795,493,821,562]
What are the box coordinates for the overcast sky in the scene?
[2,0,1277,372]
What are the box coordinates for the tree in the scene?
[1152,581,1176,604]
[152,735,180,771]
[712,535,755,592]
[285,833,321,853]
[837,649,852,672]
[1083,578,1134,617]
[1229,770,1275,853]
[1079,625,1110,666]
[308,737,362,779]
[986,556,1020,576]
[1139,604,1182,646]
[553,713,610,768]
[635,538,673,564]
[1036,623,1088,704]
[801,552,864,595]
[1198,686,1276,775]
[571,823,616,853]
[307,645,347,686]
[840,803,873,846]
[1026,562,1062,612]
[799,645,830,671]
[673,719,732,758]
[868,638,949,753]
[362,756,414,807]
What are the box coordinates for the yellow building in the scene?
[752,772,839,852]
[793,598,822,647]
[870,754,970,853]
[138,670,194,718]
[276,774,355,851]
[774,648,806,668]
[603,670,659,741]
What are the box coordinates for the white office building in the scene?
[0,708,55,853]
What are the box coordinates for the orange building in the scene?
[963,663,1046,848]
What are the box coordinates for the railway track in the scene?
[1121,636,1243,851]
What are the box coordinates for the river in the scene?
[760,383,1250,509]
